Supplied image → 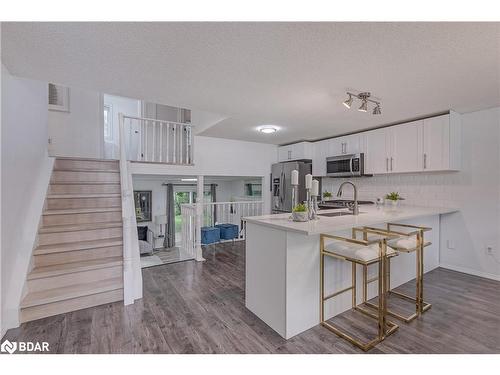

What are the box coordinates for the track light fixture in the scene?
[343,91,381,115]
[343,94,353,109]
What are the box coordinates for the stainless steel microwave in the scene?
[326,153,365,177]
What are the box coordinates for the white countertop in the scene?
[243,204,458,235]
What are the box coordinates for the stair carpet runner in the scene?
[20,158,124,323]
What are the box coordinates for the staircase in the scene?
[20,158,124,323]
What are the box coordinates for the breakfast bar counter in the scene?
[243,205,458,339]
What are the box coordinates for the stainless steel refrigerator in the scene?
[271,160,312,213]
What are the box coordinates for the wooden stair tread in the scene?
[53,169,120,173]
[21,277,123,308]
[28,257,123,280]
[47,193,121,199]
[55,157,119,162]
[49,182,120,185]
[43,207,122,215]
[39,221,123,233]
[35,238,123,255]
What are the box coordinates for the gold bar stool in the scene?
[320,229,399,351]
[356,223,432,323]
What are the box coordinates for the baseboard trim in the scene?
[439,263,500,281]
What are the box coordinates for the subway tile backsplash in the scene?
[320,172,465,209]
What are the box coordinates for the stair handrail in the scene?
[119,112,143,305]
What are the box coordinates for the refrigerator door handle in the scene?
[280,171,285,205]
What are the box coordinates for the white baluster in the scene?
[172,123,177,164]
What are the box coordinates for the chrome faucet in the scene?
[337,181,359,215]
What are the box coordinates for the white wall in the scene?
[1,65,54,336]
[130,136,277,213]
[103,94,141,159]
[321,107,500,280]
[48,87,103,159]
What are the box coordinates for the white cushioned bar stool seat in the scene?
[387,237,431,252]
[325,241,397,263]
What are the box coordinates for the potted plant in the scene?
[385,192,404,206]
[292,203,309,222]
[322,191,333,201]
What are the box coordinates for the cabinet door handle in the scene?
[423,153,427,169]
[386,157,389,172]
[390,157,394,171]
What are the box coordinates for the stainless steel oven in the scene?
[326,153,365,177]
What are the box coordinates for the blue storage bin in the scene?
[215,223,239,240]
[201,226,220,245]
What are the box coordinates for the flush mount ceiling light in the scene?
[343,91,382,115]
[258,126,278,134]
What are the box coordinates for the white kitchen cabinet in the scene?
[423,113,461,171]
[310,111,461,176]
[364,128,390,174]
[329,134,364,155]
[278,142,313,162]
[312,139,329,176]
[390,121,422,173]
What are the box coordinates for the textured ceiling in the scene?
[2,22,499,144]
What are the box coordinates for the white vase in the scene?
[390,199,399,206]
[292,211,309,222]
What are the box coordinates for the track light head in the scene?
[358,100,368,112]
[373,105,381,115]
[343,94,353,109]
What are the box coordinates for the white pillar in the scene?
[195,175,205,261]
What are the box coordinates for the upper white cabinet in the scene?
[278,141,313,162]
[389,121,423,173]
[423,113,461,171]
[313,111,461,176]
[329,134,364,155]
[312,139,329,176]
[364,128,390,174]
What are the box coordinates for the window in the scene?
[103,104,113,141]
[245,183,262,197]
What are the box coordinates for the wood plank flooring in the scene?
[3,241,500,353]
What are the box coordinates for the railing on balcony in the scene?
[120,114,194,165]
[180,200,264,257]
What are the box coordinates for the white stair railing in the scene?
[119,113,143,305]
[180,201,264,257]
[121,115,194,165]
[180,204,197,259]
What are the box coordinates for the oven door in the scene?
[326,154,363,177]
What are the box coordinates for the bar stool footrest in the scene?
[363,291,432,323]
[321,307,399,352]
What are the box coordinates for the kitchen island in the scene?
[243,204,458,339]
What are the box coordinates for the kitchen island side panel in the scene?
[245,222,287,337]
[285,232,321,338]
